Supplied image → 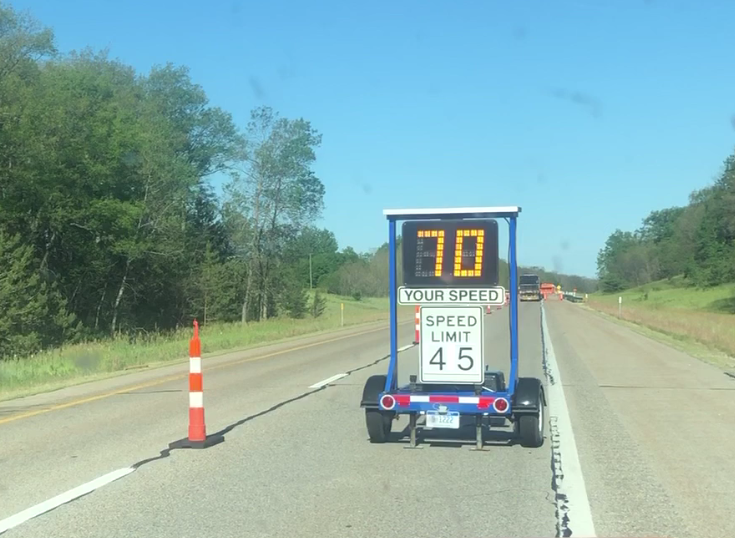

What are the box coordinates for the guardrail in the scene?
[563,292,585,303]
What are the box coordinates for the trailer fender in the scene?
[360,374,388,409]
[513,377,546,414]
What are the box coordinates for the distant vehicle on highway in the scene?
[519,273,541,301]
[540,282,556,298]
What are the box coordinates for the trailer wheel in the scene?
[518,397,544,448]
[366,409,392,443]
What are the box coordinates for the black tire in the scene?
[518,395,545,448]
[366,409,392,443]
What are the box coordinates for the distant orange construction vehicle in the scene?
[540,283,555,299]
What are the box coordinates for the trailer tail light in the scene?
[493,397,509,412]
[380,394,396,410]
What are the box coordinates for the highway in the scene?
[1,300,734,538]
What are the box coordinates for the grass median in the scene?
[0,293,413,401]
[584,277,735,371]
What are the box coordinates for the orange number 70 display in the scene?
[401,219,499,288]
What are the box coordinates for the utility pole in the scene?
[309,253,313,289]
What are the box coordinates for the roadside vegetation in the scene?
[591,148,735,363]
[0,294,415,400]
[0,4,589,396]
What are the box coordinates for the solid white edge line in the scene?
[397,344,414,352]
[309,373,348,389]
[0,467,135,535]
[541,304,597,538]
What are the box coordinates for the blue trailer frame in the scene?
[360,206,546,449]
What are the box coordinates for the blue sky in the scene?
[11,0,735,277]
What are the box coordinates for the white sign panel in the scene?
[419,306,484,384]
[398,286,505,306]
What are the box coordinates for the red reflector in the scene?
[429,395,459,403]
[380,394,395,409]
[494,398,509,412]
[394,395,411,407]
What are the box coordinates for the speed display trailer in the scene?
[360,207,546,449]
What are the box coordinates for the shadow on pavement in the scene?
[131,349,396,470]
[386,416,521,448]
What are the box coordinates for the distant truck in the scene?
[519,273,541,301]
[540,282,556,298]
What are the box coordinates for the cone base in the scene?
[168,434,225,450]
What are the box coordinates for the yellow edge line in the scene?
[0,323,392,427]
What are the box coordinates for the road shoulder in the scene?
[545,300,735,538]
[580,302,735,374]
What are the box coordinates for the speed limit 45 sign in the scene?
[419,305,485,384]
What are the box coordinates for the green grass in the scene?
[589,276,735,314]
[0,293,412,401]
[585,277,735,371]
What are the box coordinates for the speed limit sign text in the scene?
[418,305,485,384]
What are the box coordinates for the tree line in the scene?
[596,149,735,292]
[320,236,598,297]
[0,3,591,359]
[0,3,388,359]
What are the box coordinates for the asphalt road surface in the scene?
[1,300,734,538]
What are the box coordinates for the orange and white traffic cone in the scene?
[169,320,224,450]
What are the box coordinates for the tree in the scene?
[223,106,324,322]
[595,230,641,291]
[0,3,598,364]
[594,148,735,292]
[311,289,327,318]
[0,232,77,358]
[0,3,56,82]
[281,226,341,288]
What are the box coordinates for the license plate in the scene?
[425,412,460,429]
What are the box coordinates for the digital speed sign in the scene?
[401,219,499,288]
